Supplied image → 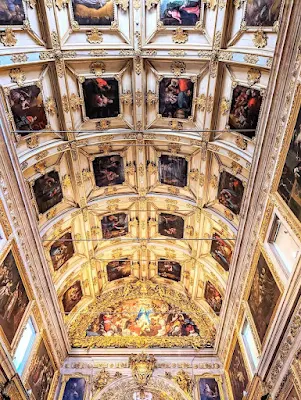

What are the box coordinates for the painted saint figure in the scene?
[160,0,201,26]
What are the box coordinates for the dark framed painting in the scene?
[277,106,301,223]
[101,213,128,239]
[82,78,120,119]
[62,377,86,400]
[62,281,83,313]
[204,281,222,315]
[218,171,244,215]
[9,85,48,135]
[71,0,114,26]
[158,213,184,239]
[27,339,55,400]
[245,0,281,27]
[33,171,63,214]
[50,232,74,272]
[159,154,188,187]
[199,378,221,400]
[159,78,194,119]
[160,0,201,26]
[106,259,131,282]
[248,254,281,342]
[0,0,25,25]
[228,85,262,138]
[228,341,249,400]
[158,260,181,282]
[92,155,125,188]
[0,249,29,344]
[210,233,232,272]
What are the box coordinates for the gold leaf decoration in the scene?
[135,90,143,107]
[11,53,28,63]
[9,68,25,86]
[220,97,230,115]
[1,28,17,46]
[26,135,39,149]
[236,136,248,150]
[253,30,267,48]
[231,161,242,175]
[172,28,188,44]
[120,90,133,105]
[194,94,206,111]
[146,0,159,10]
[86,28,103,44]
[96,120,111,130]
[169,50,186,57]
[45,97,57,115]
[90,61,106,76]
[205,0,217,9]
[69,93,84,111]
[115,0,129,11]
[170,61,186,76]
[147,91,158,105]
[55,0,69,9]
[244,54,259,64]
[247,68,261,85]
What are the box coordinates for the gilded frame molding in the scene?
[195,374,225,400]
[57,373,90,400]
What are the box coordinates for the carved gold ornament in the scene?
[170,61,186,76]
[205,0,217,9]
[45,97,57,115]
[135,90,143,107]
[244,54,259,65]
[147,91,158,105]
[220,97,230,116]
[62,174,71,189]
[120,90,133,105]
[55,0,69,9]
[253,30,268,48]
[169,50,186,57]
[86,28,103,44]
[129,353,156,391]
[231,161,242,175]
[173,371,193,396]
[11,53,28,63]
[90,61,106,76]
[9,68,25,86]
[0,28,17,46]
[247,68,261,85]
[146,0,159,10]
[169,120,183,130]
[96,120,111,130]
[94,369,110,391]
[172,28,188,44]
[26,135,39,149]
[115,0,129,11]
[236,136,248,150]
[233,0,241,8]
[69,93,84,111]
[194,94,206,111]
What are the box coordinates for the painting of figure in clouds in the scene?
[159,78,194,119]
[50,232,74,272]
[101,213,128,239]
[158,260,181,282]
[218,171,244,215]
[0,0,25,25]
[159,155,188,188]
[160,0,201,26]
[245,0,281,27]
[107,259,131,282]
[210,233,232,272]
[158,213,184,239]
[33,171,63,214]
[93,155,125,188]
[62,281,83,313]
[72,0,114,25]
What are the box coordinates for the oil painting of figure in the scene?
[158,213,184,239]
[33,171,63,214]
[199,378,221,400]
[204,281,222,315]
[9,85,47,135]
[228,85,262,138]
[50,232,74,272]
[101,213,128,239]
[278,107,301,222]
[62,281,83,313]
[159,78,194,119]
[93,155,125,188]
[248,254,281,342]
[228,341,249,400]
[245,0,281,27]
[159,155,188,187]
[62,377,86,400]
[218,171,244,215]
[83,78,120,119]
[0,0,25,25]
[107,259,131,282]
[210,233,232,272]
[72,0,114,25]
[158,260,181,282]
[27,340,54,400]
[0,250,29,344]
[160,0,201,26]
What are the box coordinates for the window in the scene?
[13,318,36,375]
[241,319,259,373]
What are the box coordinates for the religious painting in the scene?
[0,0,25,25]
[218,171,244,215]
[92,155,125,188]
[158,260,181,282]
[50,232,74,272]
[0,250,29,344]
[72,0,114,26]
[245,0,281,27]
[160,0,201,26]
[9,85,48,135]
[159,154,188,188]
[158,213,184,239]
[199,378,221,400]
[82,78,120,119]
[228,85,262,138]
[27,339,55,400]
[248,254,281,342]
[86,298,200,337]
[62,377,86,400]
[228,341,249,400]
[62,281,83,313]
[33,171,63,214]
[101,213,128,239]
[210,233,232,272]
[159,78,194,119]
[106,259,131,282]
[204,281,222,315]
[278,107,301,223]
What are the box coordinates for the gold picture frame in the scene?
[195,374,225,400]
[58,373,90,400]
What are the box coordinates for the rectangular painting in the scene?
[62,281,83,313]
[210,233,232,272]
[106,259,131,282]
[82,78,120,119]
[204,281,222,315]
[248,254,281,342]
[199,378,221,400]
[33,171,63,214]
[218,171,244,215]
[101,213,128,239]
[228,85,262,138]
[27,339,54,400]
[159,78,194,119]
[50,232,74,272]
[158,213,184,239]
[160,0,201,26]
[278,106,301,223]
[62,377,86,400]
[0,0,25,25]
[92,155,125,188]
[9,85,48,135]
[245,0,281,27]
[159,154,188,187]
[228,341,249,400]
[72,0,114,26]
[158,260,181,282]
[0,250,29,344]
